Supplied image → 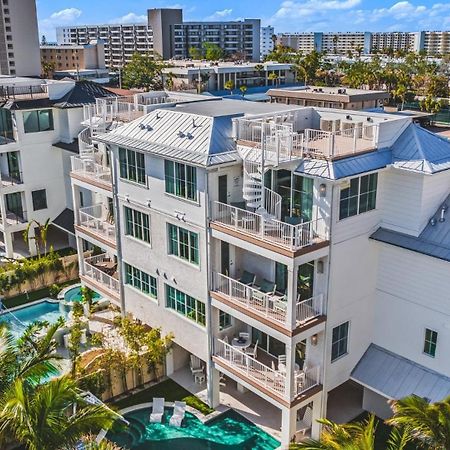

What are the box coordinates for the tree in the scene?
[41,60,56,79]
[189,46,204,60]
[268,72,279,86]
[224,80,234,95]
[332,35,339,55]
[41,35,47,45]
[203,42,224,61]
[77,436,124,449]
[293,414,410,450]
[68,302,84,378]
[121,52,164,91]
[419,96,443,114]
[388,395,450,450]
[0,377,117,450]
[23,219,51,258]
[240,85,248,96]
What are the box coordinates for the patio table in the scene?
[231,337,251,350]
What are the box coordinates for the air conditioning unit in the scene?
[320,119,341,132]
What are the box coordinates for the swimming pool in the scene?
[0,300,68,337]
[62,285,102,303]
[106,407,280,450]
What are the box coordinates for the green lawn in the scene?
[113,378,214,415]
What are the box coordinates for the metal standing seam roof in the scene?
[351,344,450,402]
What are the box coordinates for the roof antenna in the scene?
[439,204,447,222]
[192,118,197,128]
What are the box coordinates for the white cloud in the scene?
[206,9,233,20]
[110,12,147,24]
[48,7,82,22]
[273,0,361,19]
[39,8,83,41]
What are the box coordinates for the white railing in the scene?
[79,205,115,243]
[214,339,287,398]
[296,366,321,396]
[296,294,324,325]
[83,254,120,295]
[71,156,112,186]
[263,187,282,220]
[212,272,287,325]
[211,201,327,251]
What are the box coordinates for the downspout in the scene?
[110,145,126,316]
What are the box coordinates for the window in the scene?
[124,206,150,243]
[124,263,157,298]
[423,328,437,357]
[331,321,349,362]
[168,223,199,265]
[23,109,54,133]
[166,285,205,326]
[32,189,47,211]
[339,173,378,220]
[119,147,146,184]
[164,160,197,201]
[219,310,232,330]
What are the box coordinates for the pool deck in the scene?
[169,366,282,442]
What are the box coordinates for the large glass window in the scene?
[168,223,199,265]
[423,328,437,357]
[119,147,146,185]
[219,310,232,330]
[292,175,314,221]
[32,189,47,211]
[339,174,378,220]
[124,206,150,243]
[124,263,157,299]
[23,109,54,133]
[331,321,349,362]
[164,160,197,201]
[166,285,205,326]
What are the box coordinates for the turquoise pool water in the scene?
[64,286,101,303]
[107,407,279,450]
[0,300,67,337]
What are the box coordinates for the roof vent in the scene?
[192,118,197,128]
[367,117,373,122]
[346,115,352,120]
[430,218,437,226]
[186,132,194,140]
[177,131,185,138]
[156,112,161,120]
[439,204,447,222]
[146,124,153,131]
[139,123,146,130]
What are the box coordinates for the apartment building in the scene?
[268,86,389,110]
[70,92,450,446]
[162,61,295,92]
[56,24,153,68]
[261,26,275,59]
[278,30,450,55]
[0,0,40,77]
[0,76,117,258]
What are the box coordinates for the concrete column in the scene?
[27,225,37,257]
[286,265,298,331]
[311,394,324,439]
[285,340,297,400]
[76,236,85,276]
[207,306,221,408]
[2,230,14,258]
[71,184,81,226]
[165,349,174,376]
[281,406,297,447]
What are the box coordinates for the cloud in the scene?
[39,8,83,41]
[273,0,361,19]
[110,12,147,24]
[206,9,233,20]
[48,7,82,22]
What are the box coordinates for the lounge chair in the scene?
[169,401,186,427]
[257,279,277,294]
[245,339,258,358]
[190,354,204,377]
[297,406,313,435]
[238,270,256,286]
[150,397,165,423]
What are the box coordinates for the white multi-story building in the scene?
[70,93,450,447]
[56,24,153,68]
[0,76,117,258]
[0,0,41,77]
[261,26,275,59]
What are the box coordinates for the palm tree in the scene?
[224,80,234,95]
[388,395,450,449]
[23,218,51,258]
[77,435,123,449]
[0,376,118,450]
[293,414,410,450]
[240,85,248,97]
[268,71,280,86]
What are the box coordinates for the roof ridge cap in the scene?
[411,123,433,173]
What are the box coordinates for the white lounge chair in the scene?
[150,397,165,423]
[190,354,204,377]
[169,401,186,427]
[297,406,313,436]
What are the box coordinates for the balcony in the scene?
[0,209,27,227]
[212,272,325,332]
[70,156,112,191]
[210,202,328,256]
[0,171,23,187]
[83,254,120,300]
[78,205,116,247]
[213,338,321,403]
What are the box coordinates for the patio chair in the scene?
[257,279,277,294]
[239,332,250,341]
[238,270,256,286]
[297,406,313,436]
[278,355,287,365]
[245,339,258,358]
[169,401,186,427]
[189,354,204,377]
[149,397,165,423]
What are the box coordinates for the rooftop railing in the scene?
[0,84,48,101]
[79,205,115,244]
[83,254,120,296]
[71,156,112,187]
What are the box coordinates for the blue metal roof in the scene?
[351,344,450,402]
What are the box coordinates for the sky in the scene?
[37,0,450,41]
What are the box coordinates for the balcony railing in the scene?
[0,84,48,101]
[0,210,28,226]
[83,254,120,296]
[211,201,327,252]
[71,156,112,187]
[214,339,322,400]
[79,205,115,244]
[296,294,324,325]
[0,171,23,186]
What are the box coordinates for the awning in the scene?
[351,344,450,402]
[52,208,75,236]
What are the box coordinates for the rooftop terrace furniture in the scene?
[238,270,256,286]
[190,354,204,378]
[297,406,313,436]
[257,279,277,294]
[169,401,186,427]
[284,216,303,226]
[149,397,164,423]
[245,339,258,358]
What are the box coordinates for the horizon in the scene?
[37,0,450,41]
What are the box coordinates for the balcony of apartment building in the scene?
[0,191,27,229]
[212,322,323,406]
[0,151,23,188]
[210,242,326,336]
[70,155,112,193]
[81,252,120,303]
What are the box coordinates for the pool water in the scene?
[107,408,279,450]
[64,286,102,303]
[0,300,67,337]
